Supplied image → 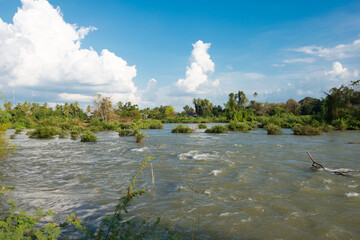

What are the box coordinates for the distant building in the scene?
[186,111,197,117]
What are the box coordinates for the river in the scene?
[1,124,360,239]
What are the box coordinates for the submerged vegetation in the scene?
[172,125,193,133]
[205,124,228,134]
[292,124,322,136]
[81,130,98,142]
[266,123,282,135]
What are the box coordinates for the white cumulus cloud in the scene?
[283,58,315,64]
[292,39,360,60]
[176,40,218,93]
[0,0,137,104]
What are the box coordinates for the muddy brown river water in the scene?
[2,124,360,239]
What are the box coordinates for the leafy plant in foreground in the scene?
[0,182,83,239]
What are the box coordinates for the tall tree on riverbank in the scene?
[93,94,113,122]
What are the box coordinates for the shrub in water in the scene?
[226,121,252,132]
[118,129,136,137]
[58,130,69,138]
[14,128,23,134]
[266,123,282,135]
[292,124,322,136]
[135,132,146,143]
[171,125,193,133]
[320,124,335,132]
[10,134,16,139]
[205,125,228,133]
[29,126,59,139]
[70,126,85,140]
[81,131,98,142]
[149,122,164,129]
[198,123,207,129]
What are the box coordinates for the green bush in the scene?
[198,123,207,129]
[10,134,16,139]
[81,131,98,142]
[70,125,85,139]
[118,129,136,137]
[331,118,347,130]
[205,125,228,133]
[29,126,59,139]
[135,132,146,143]
[119,123,132,129]
[320,124,335,132]
[0,182,83,239]
[149,122,164,129]
[171,125,193,133]
[266,123,282,135]
[14,128,23,134]
[58,130,68,139]
[292,124,322,135]
[226,121,254,132]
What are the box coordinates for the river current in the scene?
[2,124,360,239]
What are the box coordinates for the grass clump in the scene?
[29,126,59,139]
[197,123,207,129]
[292,124,322,136]
[205,124,228,133]
[15,128,23,134]
[149,122,164,129]
[70,125,85,140]
[135,132,146,143]
[118,129,137,137]
[266,123,282,135]
[10,134,16,139]
[171,125,193,133]
[226,121,255,132]
[81,131,98,142]
[58,129,68,138]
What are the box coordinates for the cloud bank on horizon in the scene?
[0,0,359,110]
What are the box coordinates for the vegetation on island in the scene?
[171,125,193,133]
[0,80,358,140]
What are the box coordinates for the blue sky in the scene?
[0,0,359,110]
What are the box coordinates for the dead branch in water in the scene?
[306,152,324,169]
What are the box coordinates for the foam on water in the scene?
[210,170,222,176]
[345,192,359,197]
[131,147,149,152]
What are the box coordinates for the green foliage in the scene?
[132,120,164,130]
[81,131,98,142]
[118,129,136,137]
[292,124,322,135]
[14,128,23,134]
[0,125,15,160]
[205,124,228,133]
[226,121,257,132]
[9,134,16,139]
[197,123,207,129]
[0,183,83,239]
[171,125,193,133]
[70,125,85,140]
[135,132,146,143]
[86,156,179,239]
[58,129,68,139]
[29,126,59,139]
[266,123,282,135]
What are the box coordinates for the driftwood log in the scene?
[306,152,360,176]
[307,152,324,170]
